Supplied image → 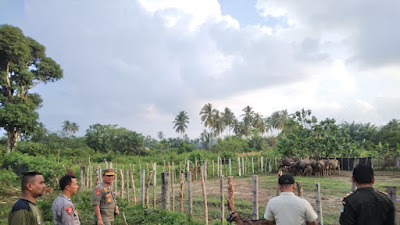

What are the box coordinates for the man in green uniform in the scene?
[8,172,47,225]
[339,164,395,225]
[52,175,80,225]
[93,168,119,225]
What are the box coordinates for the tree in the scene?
[212,110,225,137]
[0,25,63,153]
[62,120,79,135]
[173,111,189,136]
[253,112,265,134]
[85,123,144,155]
[199,103,216,130]
[157,131,164,140]
[241,106,254,136]
[221,107,235,136]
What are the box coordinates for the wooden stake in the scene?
[141,170,145,204]
[387,186,397,224]
[119,169,124,199]
[145,171,154,208]
[171,162,175,211]
[220,175,224,224]
[152,162,157,209]
[130,172,137,204]
[187,171,192,215]
[161,172,170,210]
[200,165,208,224]
[252,175,258,220]
[180,173,184,213]
[228,176,234,211]
[315,183,324,225]
[296,181,303,197]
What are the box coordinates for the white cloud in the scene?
[1,0,398,139]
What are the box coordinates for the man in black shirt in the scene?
[339,164,395,225]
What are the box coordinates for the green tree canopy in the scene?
[0,25,63,153]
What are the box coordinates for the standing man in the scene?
[93,168,119,225]
[8,172,47,225]
[340,164,395,225]
[52,175,80,225]
[264,175,318,225]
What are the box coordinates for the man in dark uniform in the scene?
[52,175,80,225]
[339,164,395,225]
[8,172,47,225]
[92,168,119,225]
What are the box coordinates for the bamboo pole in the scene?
[261,156,264,173]
[200,165,208,225]
[242,157,245,175]
[114,164,118,195]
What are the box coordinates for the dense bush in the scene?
[2,151,66,187]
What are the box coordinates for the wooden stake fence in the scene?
[252,175,258,220]
[161,172,170,210]
[315,183,323,225]
[200,165,208,225]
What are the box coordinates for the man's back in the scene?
[264,192,318,225]
[340,187,394,225]
[8,198,43,225]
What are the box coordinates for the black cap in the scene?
[278,175,295,185]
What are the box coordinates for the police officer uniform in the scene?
[93,169,117,225]
[340,187,395,225]
[52,194,80,225]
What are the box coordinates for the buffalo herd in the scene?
[279,158,340,176]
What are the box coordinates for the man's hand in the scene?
[115,205,120,215]
[97,218,104,225]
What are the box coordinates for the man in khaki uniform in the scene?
[92,169,119,225]
[8,172,47,225]
[52,175,80,225]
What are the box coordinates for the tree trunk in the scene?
[7,128,21,153]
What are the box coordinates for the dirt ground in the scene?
[188,170,400,225]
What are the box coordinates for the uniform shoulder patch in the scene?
[96,188,101,195]
[65,206,73,215]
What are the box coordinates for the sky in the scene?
[1,0,400,139]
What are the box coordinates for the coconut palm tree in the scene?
[212,110,225,137]
[173,111,189,137]
[221,107,235,136]
[62,120,71,133]
[157,131,165,140]
[241,106,254,136]
[70,122,79,134]
[253,112,265,134]
[200,103,216,130]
